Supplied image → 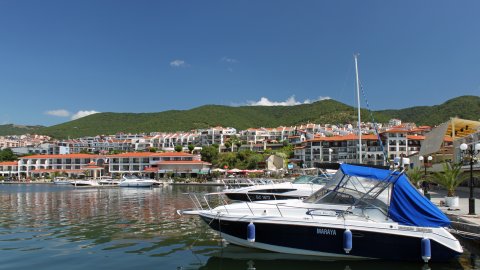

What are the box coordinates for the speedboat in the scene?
[180,163,462,262]
[118,175,155,187]
[71,179,99,186]
[222,174,333,201]
[98,176,120,186]
[53,177,73,185]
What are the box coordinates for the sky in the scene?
[0,0,479,126]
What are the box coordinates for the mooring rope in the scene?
[359,81,389,164]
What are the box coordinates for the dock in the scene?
[430,186,480,245]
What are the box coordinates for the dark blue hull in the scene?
[200,216,461,262]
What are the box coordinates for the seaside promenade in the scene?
[430,187,480,240]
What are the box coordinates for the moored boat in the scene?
[53,177,73,185]
[180,163,463,262]
[71,179,100,186]
[118,175,155,187]
[222,173,333,201]
[98,176,120,186]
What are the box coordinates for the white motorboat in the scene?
[53,177,73,185]
[71,179,100,187]
[180,163,463,262]
[118,175,155,187]
[222,173,333,201]
[98,176,120,186]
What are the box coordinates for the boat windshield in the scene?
[304,169,392,214]
[292,175,315,184]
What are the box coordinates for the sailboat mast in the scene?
[354,54,362,164]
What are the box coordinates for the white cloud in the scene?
[170,59,190,68]
[71,110,99,120]
[45,109,70,117]
[221,57,238,63]
[247,96,331,106]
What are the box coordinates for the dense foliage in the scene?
[0,148,17,162]
[200,145,294,169]
[0,96,478,138]
[0,124,44,136]
[379,95,480,126]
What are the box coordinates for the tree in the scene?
[201,146,219,163]
[229,135,241,152]
[188,144,195,153]
[224,141,232,150]
[0,148,16,162]
[406,167,424,188]
[430,162,465,197]
[174,145,183,152]
[149,147,158,152]
[246,154,263,169]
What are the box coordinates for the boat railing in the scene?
[182,191,347,219]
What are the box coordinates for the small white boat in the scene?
[53,177,73,185]
[98,176,120,186]
[222,172,334,201]
[71,179,100,187]
[118,175,155,187]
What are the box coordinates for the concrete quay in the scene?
[430,186,480,243]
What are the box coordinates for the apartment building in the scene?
[200,127,237,146]
[151,132,200,150]
[107,152,210,177]
[382,126,431,160]
[0,161,18,177]
[16,154,104,178]
[294,134,385,167]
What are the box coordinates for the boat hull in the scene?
[118,182,154,187]
[200,215,461,262]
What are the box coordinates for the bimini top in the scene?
[340,163,450,228]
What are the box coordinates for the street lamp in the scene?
[460,142,480,215]
[418,155,433,198]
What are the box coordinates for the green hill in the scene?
[1,95,478,138]
[0,124,43,136]
[39,99,387,138]
[379,95,480,126]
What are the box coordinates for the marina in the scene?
[0,183,479,269]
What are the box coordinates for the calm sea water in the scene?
[0,184,478,270]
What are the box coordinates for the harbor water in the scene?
[0,184,478,270]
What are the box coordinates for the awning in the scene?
[419,117,480,156]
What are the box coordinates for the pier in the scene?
[431,187,480,244]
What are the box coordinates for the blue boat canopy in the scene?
[340,164,451,228]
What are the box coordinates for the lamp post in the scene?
[460,142,480,215]
[418,155,432,199]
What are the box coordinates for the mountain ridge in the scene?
[1,95,478,138]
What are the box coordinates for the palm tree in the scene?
[406,167,424,189]
[430,162,465,197]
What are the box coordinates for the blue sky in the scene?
[0,0,479,126]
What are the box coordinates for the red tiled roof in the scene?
[157,160,211,165]
[308,134,378,142]
[82,165,104,169]
[20,154,100,159]
[383,129,409,133]
[0,161,18,166]
[407,135,425,140]
[107,152,193,158]
[30,169,85,173]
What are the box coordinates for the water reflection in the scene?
[0,184,478,270]
[199,245,466,270]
